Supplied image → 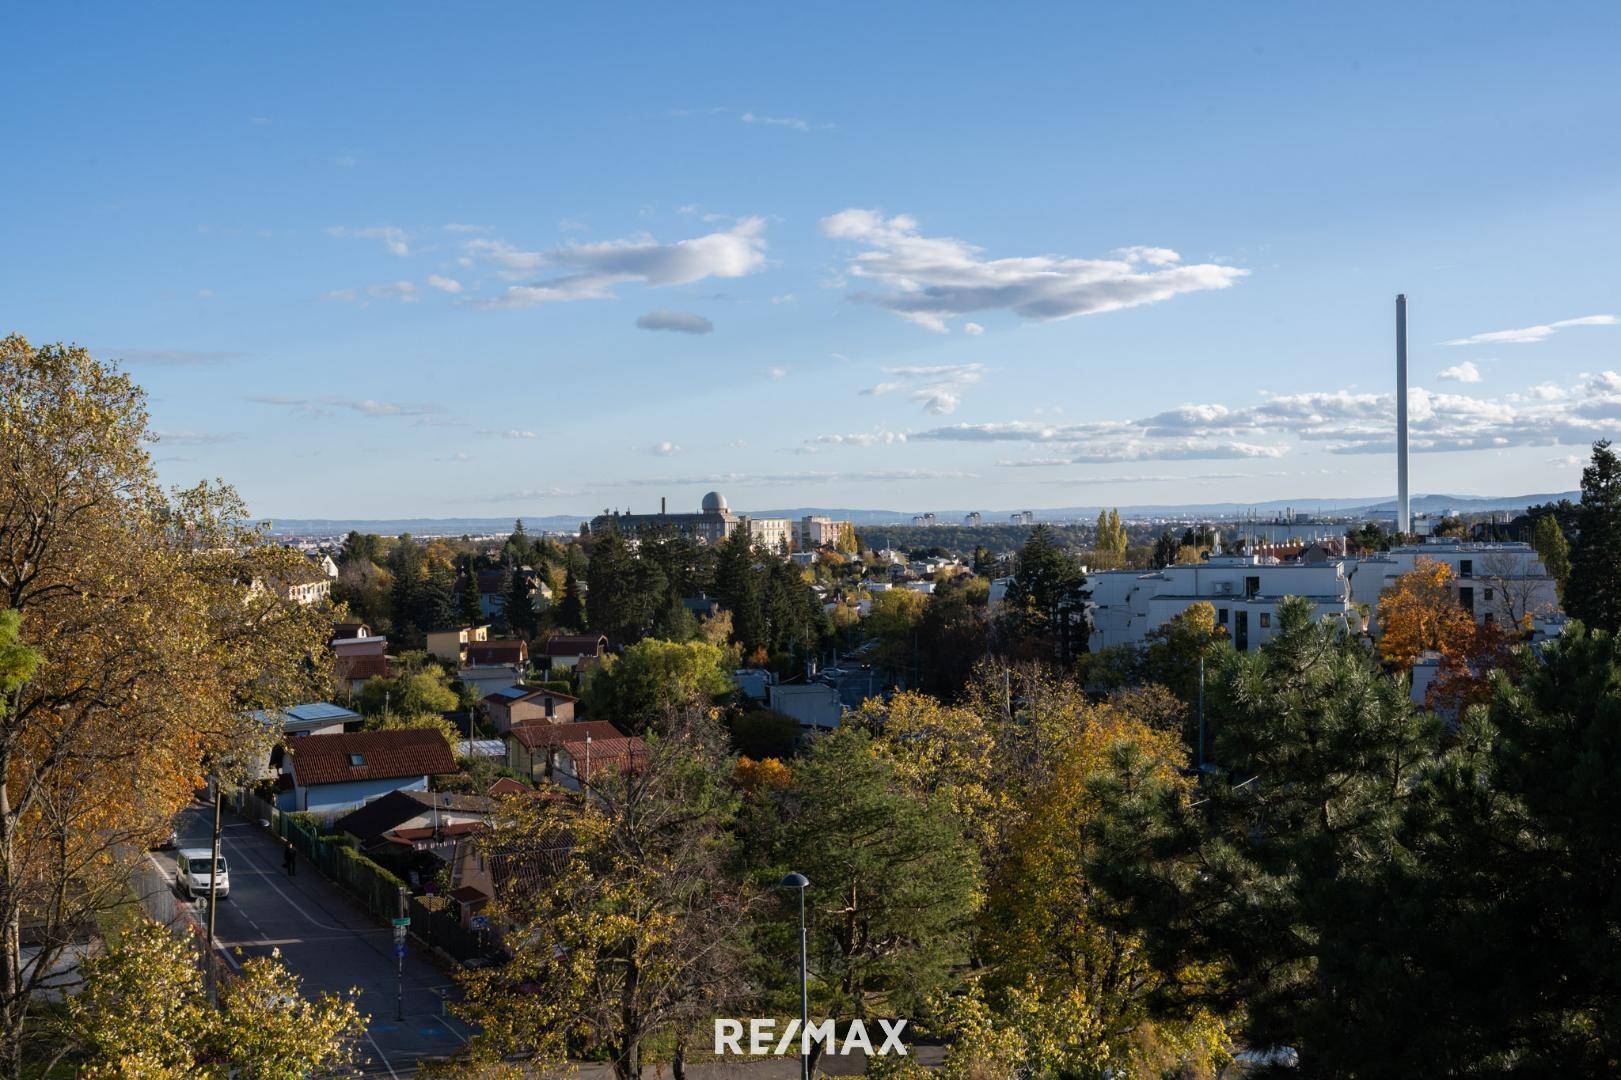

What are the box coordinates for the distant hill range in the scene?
[255,491,1579,539]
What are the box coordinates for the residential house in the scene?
[425,625,491,664]
[271,563,332,606]
[273,729,457,818]
[1345,540,1562,637]
[332,621,372,641]
[335,652,394,695]
[333,788,494,851]
[476,569,507,620]
[255,702,358,739]
[541,633,608,673]
[504,720,644,791]
[458,663,528,700]
[481,685,579,733]
[466,638,528,667]
[768,682,843,730]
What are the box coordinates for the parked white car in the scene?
[176,848,230,900]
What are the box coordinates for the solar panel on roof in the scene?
[286,702,359,721]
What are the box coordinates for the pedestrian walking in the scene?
[283,840,296,878]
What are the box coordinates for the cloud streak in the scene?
[1444,314,1616,346]
[636,309,715,334]
[820,209,1246,332]
[861,363,984,414]
[472,219,768,308]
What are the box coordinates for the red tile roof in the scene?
[507,720,624,750]
[561,733,646,781]
[335,653,393,682]
[486,777,532,797]
[467,639,528,665]
[284,730,457,787]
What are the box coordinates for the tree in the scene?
[587,529,664,645]
[1566,440,1621,632]
[771,729,977,1049]
[711,528,763,652]
[1531,513,1571,601]
[864,588,929,681]
[999,525,1088,664]
[454,557,484,627]
[556,565,587,632]
[584,639,733,731]
[976,704,1230,1076]
[1389,623,1621,1072]
[850,691,1006,859]
[1151,530,1179,569]
[504,566,537,638]
[62,920,363,1078]
[0,337,331,1071]
[1086,596,1438,1074]
[358,667,459,719]
[1375,558,1476,671]
[452,711,750,1080]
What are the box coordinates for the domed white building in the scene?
[590,492,791,549]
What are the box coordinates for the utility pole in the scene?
[1197,656,1207,772]
[205,783,222,1006]
[395,885,408,1021]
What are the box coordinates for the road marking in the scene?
[364,1032,401,1080]
[432,1014,468,1044]
[220,835,380,935]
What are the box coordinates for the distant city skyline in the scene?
[6,4,1619,517]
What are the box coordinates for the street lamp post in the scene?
[780,872,810,1080]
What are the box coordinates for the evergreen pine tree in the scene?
[1565,440,1621,631]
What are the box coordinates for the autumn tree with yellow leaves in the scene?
[1375,557,1476,671]
[0,337,332,1071]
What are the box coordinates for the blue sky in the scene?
[5,3,1620,519]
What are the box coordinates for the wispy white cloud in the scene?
[152,429,238,445]
[819,209,1246,332]
[249,395,445,419]
[1444,314,1616,346]
[472,219,768,307]
[636,309,715,334]
[917,371,1621,461]
[478,429,537,440]
[768,366,789,380]
[610,468,974,488]
[861,362,984,415]
[427,274,463,294]
[649,441,682,456]
[963,322,985,336]
[111,348,241,366]
[326,225,411,256]
[1436,360,1482,383]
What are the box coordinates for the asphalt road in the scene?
[150,802,472,1076]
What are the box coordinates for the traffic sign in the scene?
[391,916,411,927]
[394,942,406,958]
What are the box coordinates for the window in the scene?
[1483,612,1495,626]
[348,753,365,766]
[1217,608,1229,625]
[1459,559,1473,579]
[543,697,555,718]
[1260,612,1271,628]
[1245,576,1261,598]
[1484,587,1494,602]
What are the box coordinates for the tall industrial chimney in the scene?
[1396,294,1410,534]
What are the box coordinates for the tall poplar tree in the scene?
[1565,439,1621,632]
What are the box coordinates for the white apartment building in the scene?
[1348,540,1562,636]
[1088,555,1357,653]
[1087,540,1563,653]
[796,515,851,549]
